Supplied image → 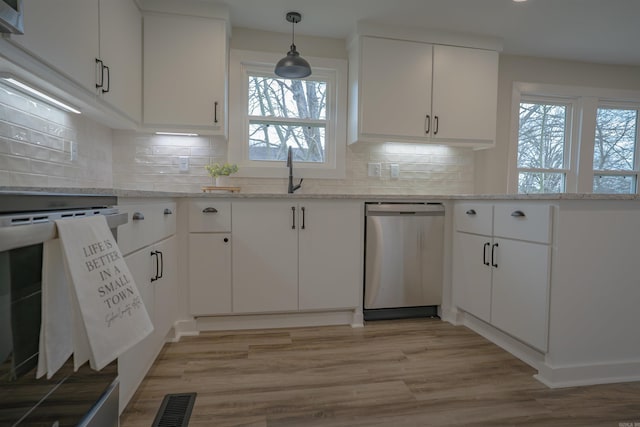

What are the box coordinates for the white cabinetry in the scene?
[232,200,361,314]
[452,202,551,351]
[10,0,142,122]
[116,200,177,413]
[188,201,232,315]
[143,12,228,135]
[350,36,498,146]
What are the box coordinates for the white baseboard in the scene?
[536,360,640,388]
[196,310,358,331]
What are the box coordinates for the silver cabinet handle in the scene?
[466,209,477,215]
[511,210,526,217]
[202,207,218,213]
[132,212,144,220]
[164,208,172,215]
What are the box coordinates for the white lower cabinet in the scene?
[189,233,232,315]
[452,202,551,352]
[116,201,177,414]
[231,200,361,314]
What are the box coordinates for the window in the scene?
[516,100,571,193]
[229,50,348,179]
[248,75,327,163]
[592,106,639,194]
[509,83,640,194]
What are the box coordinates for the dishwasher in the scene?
[364,203,444,320]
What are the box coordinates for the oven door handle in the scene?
[0,212,128,252]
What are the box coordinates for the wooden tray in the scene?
[201,186,241,193]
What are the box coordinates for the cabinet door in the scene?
[432,45,498,143]
[10,0,99,92]
[451,232,492,322]
[118,247,154,414]
[359,37,432,140]
[298,201,361,310]
[491,238,550,351]
[143,12,227,131]
[99,0,142,121]
[232,201,298,313]
[189,233,232,315]
[153,236,177,342]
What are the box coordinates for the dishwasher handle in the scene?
[366,203,444,216]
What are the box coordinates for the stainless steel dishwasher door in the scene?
[364,203,444,317]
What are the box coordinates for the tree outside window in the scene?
[592,107,638,194]
[516,101,569,193]
[248,75,327,163]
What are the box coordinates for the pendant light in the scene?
[274,12,312,78]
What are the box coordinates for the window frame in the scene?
[508,82,640,194]
[591,102,640,194]
[514,95,576,194]
[228,49,348,179]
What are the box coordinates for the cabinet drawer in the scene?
[117,202,176,255]
[493,204,552,244]
[454,203,493,235]
[188,201,231,232]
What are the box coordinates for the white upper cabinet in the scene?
[98,0,142,122]
[11,0,100,93]
[359,37,433,140]
[349,35,499,147]
[9,0,142,123]
[143,12,228,135]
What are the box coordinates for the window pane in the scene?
[593,108,637,171]
[248,76,326,120]
[518,172,565,193]
[593,175,636,194]
[249,122,325,162]
[517,103,567,169]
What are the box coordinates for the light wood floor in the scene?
[120,318,640,426]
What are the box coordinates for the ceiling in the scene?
[219,0,640,66]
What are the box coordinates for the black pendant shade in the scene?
[275,12,312,78]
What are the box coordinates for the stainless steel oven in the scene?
[0,192,126,426]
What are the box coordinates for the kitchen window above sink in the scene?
[228,50,348,179]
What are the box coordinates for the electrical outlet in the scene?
[178,156,189,172]
[390,164,400,178]
[368,162,382,177]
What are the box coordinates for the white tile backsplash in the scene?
[0,80,474,194]
[112,131,475,194]
[0,82,113,188]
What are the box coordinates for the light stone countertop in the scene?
[2,186,640,201]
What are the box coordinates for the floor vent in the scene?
[151,392,197,427]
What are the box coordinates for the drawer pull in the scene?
[132,212,144,221]
[164,208,173,215]
[491,243,499,268]
[466,209,477,215]
[202,207,218,213]
[511,210,526,217]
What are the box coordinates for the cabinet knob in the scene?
[202,207,218,213]
[132,212,144,220]
[223,237,229,243]
[511,210,526,217]
[164,208,173,215]
[466,209,477,215]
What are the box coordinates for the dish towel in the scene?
[37,238,74,379]
[53,215,154,371]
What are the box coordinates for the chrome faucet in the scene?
[286,146,303,194]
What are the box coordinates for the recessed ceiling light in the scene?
[155,132,199,137]
[513,0,528,2]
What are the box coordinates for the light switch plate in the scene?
[70,141,78,161]
[178,156,189,172]
[368,162,381,177]
[390,164,400,178]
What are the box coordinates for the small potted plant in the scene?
[206,162,239,187]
